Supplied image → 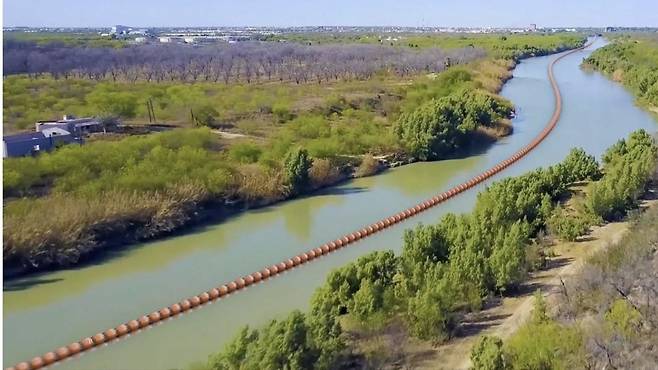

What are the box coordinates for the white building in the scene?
[159,37,171,43]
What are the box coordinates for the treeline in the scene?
[3,40,484,83]
[584,37,658,107]
[260,33,586,60]
[471,196,658,369]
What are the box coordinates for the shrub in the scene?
[227,142,263,164]
[547,206,591,241]
[308,158,342,188]
[471,336,505,370]
[284,147,312,194]
[272,103,294,123]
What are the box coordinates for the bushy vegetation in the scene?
[207,143,621,367]
[395,82,513,160]
[206,310,343,370]
[3,129,350,272]
[585,130,657,220]
[472,197,658,370]
[584,36,658,108]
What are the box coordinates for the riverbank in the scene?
[388,187,657,369]
[3,55,521,278]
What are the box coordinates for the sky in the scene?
[3,0,658,28]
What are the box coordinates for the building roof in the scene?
[3,132,47,143]
[41,127,72,137]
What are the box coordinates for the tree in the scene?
[471,336,505,370]
[488,221,529,291]
[193,105,219,127]
[284,147,312,194]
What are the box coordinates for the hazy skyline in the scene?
[3,0,658,28]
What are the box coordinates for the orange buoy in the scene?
[334,239,343,248]
[209,288,220,300]
[189,295,201,307]
[199,292,211,303]
[81,337,94,350]
[149,311,162,323]
[218,285,229,296]
[15,363,29,370]
[314,247,323,256]
[127,320,140,332]
[342,235,351,243]
[307,250,317,259]
[159,307,172,319]
[55,346,70,360]
[234,278,246,290]
[68,342,82,355]
[321,244,330,253]
[92,333,105,345]
[104,328,118,341]
[277,262,287,271]
[116,324,129,336]
[180,299,192,311]
[227,281,238,292]
[42,352,57,365]
[244,274,255,286]
[138,316,150,328]
[29,357,44,370]
[292,256,302,265]
[348,233,356,242]
[30,357,44,370]
[169,303,182,316]
[284,259,294,269]
[252,271,263,282]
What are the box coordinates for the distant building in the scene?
[159,37,172,43]
[35,115,105,136]
[530,24,537,32]
[111,25,130,35]
[134,37,147,43]
[183,37,195,44]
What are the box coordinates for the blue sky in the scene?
[3,0,658,28]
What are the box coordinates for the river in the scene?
[3,38,657,370]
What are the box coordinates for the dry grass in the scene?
[355,155,382,178]
[4,183,209,270]
[234,164,289,205]
[309,158,343,188]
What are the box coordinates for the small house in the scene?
[3,132,53,158]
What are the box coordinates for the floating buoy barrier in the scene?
[6,40,593,370]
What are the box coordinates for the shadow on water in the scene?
[3,277,63,292]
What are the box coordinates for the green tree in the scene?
[283,147,312,194]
